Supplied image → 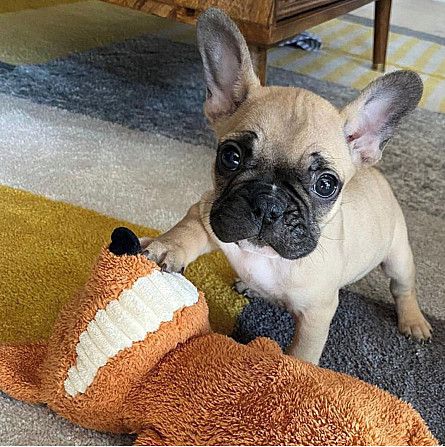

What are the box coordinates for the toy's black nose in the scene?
[109,227,142,256]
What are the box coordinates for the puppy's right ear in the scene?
[196,8,260,124]
[341,70,423,166]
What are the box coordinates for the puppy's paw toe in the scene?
[398,315,432,341]
[142,239,186,273]
[233,278,249,295]
[232,278,263,299]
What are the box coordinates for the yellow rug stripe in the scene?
[326,57,363,83]
[388,37,419,65]
[336,28,373,55]
[316,29,373,82]
[310,18,341,35]
[293,52,339,77]
[411,42,442,73]
[350,69,380,90]
[316,22,359,46]
[273,48,313,69]
[0,185,246,343]
[352,31,403,60]
[434,56,445,81]
[419,76,442,107]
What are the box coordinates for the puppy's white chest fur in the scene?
[218,240,304,308]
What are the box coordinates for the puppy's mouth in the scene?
[235,238,280,259]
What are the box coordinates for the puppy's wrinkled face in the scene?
[209,87,354,259]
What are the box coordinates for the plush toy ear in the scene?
[109,227,142,256]
[341,70,423,166]
[196,8,260,124]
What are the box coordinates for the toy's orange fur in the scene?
[0,233,438,445]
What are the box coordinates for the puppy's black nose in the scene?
[252,194,286,225]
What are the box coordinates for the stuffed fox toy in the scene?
[0,227,437,445]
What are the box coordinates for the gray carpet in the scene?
[0,35,444,443]
[233,292,445,436]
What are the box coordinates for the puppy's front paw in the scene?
[398,314,432,342]
[141,238,186,273]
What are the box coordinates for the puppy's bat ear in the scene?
[196,8,260,124]
[341,70,423,166]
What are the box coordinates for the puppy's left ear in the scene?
[341,70,423,166]
[196,8,260,124]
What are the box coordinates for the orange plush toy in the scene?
[0,227,437,445]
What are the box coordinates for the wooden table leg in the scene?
[248,44,268,86]
[372,0,392,72]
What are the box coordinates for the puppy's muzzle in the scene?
[210,180,319,260]
[251,193,287,229]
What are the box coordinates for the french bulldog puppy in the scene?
[141,8,431,364]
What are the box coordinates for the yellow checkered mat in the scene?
[267,19,445,112]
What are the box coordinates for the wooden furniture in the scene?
[103,0,392,85]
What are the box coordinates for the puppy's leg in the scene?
[286,292,339,364]
[141,202,216,273]
[382,226,431,341]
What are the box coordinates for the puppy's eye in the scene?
[313,174,338,198]
[220,142,241,171]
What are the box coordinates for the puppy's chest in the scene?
[220,244,293,304]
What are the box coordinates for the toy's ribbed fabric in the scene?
[65,271,198,397]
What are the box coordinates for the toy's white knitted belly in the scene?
[64,271,198,398]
